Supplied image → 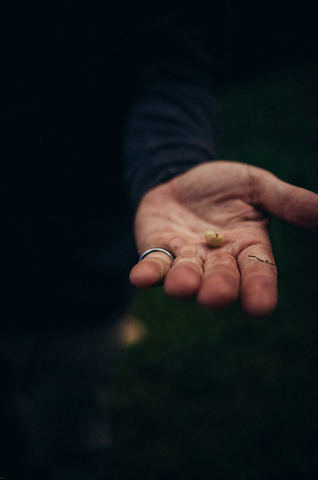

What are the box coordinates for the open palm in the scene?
[130,161,318,318]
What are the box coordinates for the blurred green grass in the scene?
[109,63,317,479]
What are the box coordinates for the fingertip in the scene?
[197,276,239,310]
[197,256,240,310]
[129,260,164,289]
[238,247,278,318]
[241,301,277,319]
[164,264,201,300]
[240,281,278,318]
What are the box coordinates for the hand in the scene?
[130,161,318,318]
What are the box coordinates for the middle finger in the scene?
[197,253,240,309]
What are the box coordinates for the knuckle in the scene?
[172,254,204,271]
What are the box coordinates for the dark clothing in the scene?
[0,321,122,479]
[0,1,233,477]
[0,0,233,331]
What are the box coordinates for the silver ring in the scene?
[139,248,175,262]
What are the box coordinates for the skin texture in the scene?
[130,161,318,318]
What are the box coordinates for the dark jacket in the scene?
[0,0,233,331]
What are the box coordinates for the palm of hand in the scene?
[130,161,318,318]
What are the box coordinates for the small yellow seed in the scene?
[204,230,224,248]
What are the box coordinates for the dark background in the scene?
[229,0,317,84]
[109,1,317,478]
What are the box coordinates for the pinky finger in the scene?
[129,252,173,289]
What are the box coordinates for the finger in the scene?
[251,167,318,232]
[163,255,203,300]
[238,244,278,318]
[196,254,240,310]
[129,252,173,289]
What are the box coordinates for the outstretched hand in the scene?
[130,161,318,318]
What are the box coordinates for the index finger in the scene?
[238,244,278,318]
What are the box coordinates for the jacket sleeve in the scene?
[121,0,235,210]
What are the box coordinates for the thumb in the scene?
[252,168,318,232]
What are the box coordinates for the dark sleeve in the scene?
[122,0,235,210]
